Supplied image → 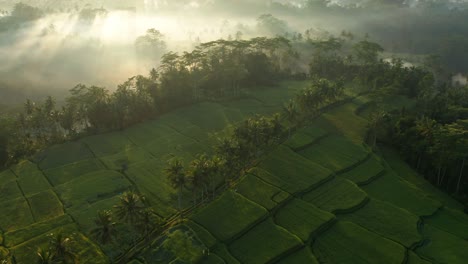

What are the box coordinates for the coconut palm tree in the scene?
[135,209,158,236]
[48,232,76,264]
[189,155,209,205]
[282,100,298,138]
[114,191,145,225]
[90,210,116,245]
[164,159,186,211]
[36,247,54,264]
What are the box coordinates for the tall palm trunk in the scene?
[456,158,465,194]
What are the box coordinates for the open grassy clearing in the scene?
[28,189,64,222]
[55,170,132,212]
[318,100,368,143]
[274,198,335,241]
[284,124,328,150]
[302,177,368,213]
[361,171,441,216]
[3,214,73,247]
[185,220,218,249]
[0,169,22,201]
[81,132,136,157]
[211,243,240,264]
[313,221,406,264]
[298,135,369,172]
[236,174,290,210]
[99,146,154,171]
[191,191,268,241]
[276,247,319,264]
[338,154,385,185]
[12,160,51,196]
[407,251,431,264]
[340,199,421,247]
[35,141,95,170]
[249,81,308,107]
[43,158,105,186]
[416,224,468,264]
[424,207,468,240]
[123,121,176,146]
[228,218,302,264]
[0,197,34,232]
[259,145,333,193]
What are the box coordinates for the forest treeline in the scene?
[0,25,467,207]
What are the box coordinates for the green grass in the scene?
[0,197,34,232]
[69,196,121,232]
[81,132,136,156]
[36,141,94,170]
[4,214,73,247]
[319,101,368,143]
[0,169,22,202]
[199,253,224,264]
[191,191,267,241]
[185,221,218,248]
[407,251,431,264]
[361,171,441,216]
[43,158,105,186]
[28,190,64,222]
[12,160,51,196]
[340,199,421,247]
[298,135,369,172]
[275,199,335,241]
[236,174,290,210]
[302,177,368,213]
[55,170,132,212]
[250,81,308,107]
[211,243,240,264]
[229,218,302,264]
[424,207,468,240]
[125,159,182,218]
[123,121,176,146]
[99,146,154,171]
[313,221,406,264]
[339,155,384,185]
[284,125,328,150]
[259,145,333,193]
[276,247,319,264]
[416,224,468,264]
[158,114,211,142]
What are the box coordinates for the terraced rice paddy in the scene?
[1,83,467,263]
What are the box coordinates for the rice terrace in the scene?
[1,1,468,264]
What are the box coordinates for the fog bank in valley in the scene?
[1,0,468,104]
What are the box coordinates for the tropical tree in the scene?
[48,232,76,264]
[36,247,54,264]
[189,155,210,205]
[165,159,187,211]
[114,191,145,225]
[90,210,116,245]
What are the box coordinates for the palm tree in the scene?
[282,100,298,138]
[114,191,145,225]
[90,210,116,245]
[164,159,186,211]
[135,209,158,236]
[189,155,209,205]
[48,232,76,264]
[36,247,54,264]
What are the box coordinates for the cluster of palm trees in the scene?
[35,232,76,264]
[1,37,296,167]
[164,114,286,211]
[296,78,345,115]
[89,191,157,247]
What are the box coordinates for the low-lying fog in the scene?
[1,0,468,104]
